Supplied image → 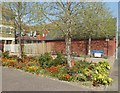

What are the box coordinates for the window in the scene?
[6,27,11,34]
[9,28,13,34]
[6,40,12,44]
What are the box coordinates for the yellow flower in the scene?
[107,66,111,70]
[103,80,108,84]
[108,78,113,82]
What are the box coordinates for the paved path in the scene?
[2,67,96,91]
[74,56,115,66]
[106,48,119,91]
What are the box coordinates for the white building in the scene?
[0,25,15,45]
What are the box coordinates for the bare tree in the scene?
[43,2,116,67]
[2,2,44,58]
[43,2,83,67]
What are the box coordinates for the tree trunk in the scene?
[17,2,23,59]
[19,29,22,59]
[18,17,22,59]
[88,36,91,56]
[65,35,72,67]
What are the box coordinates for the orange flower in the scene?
[16,65,22,69]
[71,60,75,66]
[61,74,70,79]
[66,74,70,79]
[47,66,60,73]
[36,72,39,75]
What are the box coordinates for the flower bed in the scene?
[1,52,113,87]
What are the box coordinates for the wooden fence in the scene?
[4,42,54,56]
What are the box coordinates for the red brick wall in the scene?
[71,40,87,55]
[53,41,66,54]
[108,38,116,56]
[47,38,116,56]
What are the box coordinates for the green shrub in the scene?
[92,73,113,85]
[103,55,108,59]
[57,66,68,78]
[74,60,91,74]
[92,61,113,86]
[2,51,9,58]
[0,50,2,56]
[79,54,86,58]
[70,60,113,86]
[58,66,68,75]
[58,74,71,81]
[53,52,67,66]
[2,59,17,67]
[57,66,72,81]
[25,66,39,73]
[76,60,91,67]
[2,62,8,66]
[71,52,77,57]
[67,66,79,75]
[38,52,67,69]
[38,53,53,68]
[75,73,87,81]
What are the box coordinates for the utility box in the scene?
[92,50,104,58]
[94,53,102,57]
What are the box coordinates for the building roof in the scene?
[0,25,14,29]
[44,31,116,41]
[44,33,62,41]
[16,35,45,41]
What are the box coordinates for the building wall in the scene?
[47,38,116,56]
[0,25,15,38]
[0,6,15,46]
[3,38,116,56]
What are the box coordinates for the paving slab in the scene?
[106,48,119,91]
[2,67,95,91]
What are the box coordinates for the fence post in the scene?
[3,44,5,52]
[42,41,45,54]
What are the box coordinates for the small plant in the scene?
[2,51,9,58]
[57,66,68,79]
[75,73,87,81]
[67,66,79,75]
[71,52,77,57]
[103,55,108,59]
[79,54,86,58]
[58,74,71,81]
[0,50,2,57]
[92,73,113,86]
[22,53,27,59]
[2,59,17,67]
[46,66,60,74]
[53,52,67,66]
[38,53,53,68]
[16,65,22,69]
[26,66,39,73]
[2,62,8,66]
[91,61,113,86]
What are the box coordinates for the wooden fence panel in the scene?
[4,43,53,56]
